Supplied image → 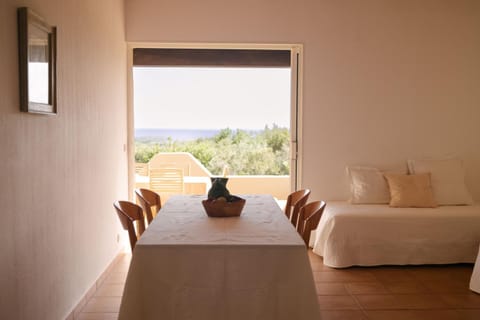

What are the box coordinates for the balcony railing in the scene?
[135,152,290,201]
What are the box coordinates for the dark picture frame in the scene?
[17,7,57,115]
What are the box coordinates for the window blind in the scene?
[133,48,291,67]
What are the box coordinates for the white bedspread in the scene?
[312,201,480,268]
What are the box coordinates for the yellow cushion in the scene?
[383,173,437,208]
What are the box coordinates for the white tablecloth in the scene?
[119,195,320,320]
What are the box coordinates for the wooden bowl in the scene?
[202,196,246,217]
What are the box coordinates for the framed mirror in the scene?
[18,7,57,115]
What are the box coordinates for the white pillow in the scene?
[407,158,473,205]
[347,166,390,204]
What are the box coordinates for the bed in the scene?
[312,201,480,268]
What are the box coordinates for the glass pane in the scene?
[133,67,291,176]
[28,23,49,104]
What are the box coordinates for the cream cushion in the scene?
[407,158,473,205]
[347,166,390,204]
[383,173,437,208]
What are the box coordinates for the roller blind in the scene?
[133,48,291,67]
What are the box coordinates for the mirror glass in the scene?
[28,23,49,104]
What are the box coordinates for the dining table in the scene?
[118,194,320,320]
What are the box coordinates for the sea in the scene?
[135,128,264,141]
[135,128,221,141]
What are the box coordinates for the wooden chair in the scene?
[149,167,184,195]
[296,201,326,246]
[114,200,146,251]
[156,162,191,176]
[135,162,149,176]
[135,188,161,224]
[285,189,311,227]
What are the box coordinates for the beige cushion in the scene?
[407,158,473,205]
[347,166,390,204]
[383,173,437,208]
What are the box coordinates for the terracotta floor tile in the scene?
[365,310,461,320]
[448,265,475,279]
[117,253,131,260]
[95,284,125,297]
[392,294,449,309]
[96,272,109,290]
[315,283,349,295]
[103,272,128,285]
[407,310,467,320]
[372,269,416,283]
[354,294,400,310]
[319,310,368,320]
[345,282,388,295]
[308,253,337,271]
[317,295,360,310]
[407,266,459,282]
[313,270,376,283]
[309,259,332,271]
[81,297,122,313]
[364,310,419,320]
[119,252,132,260]
[112,255,131,267]
[440,293,480,308]
[73,294,88,317]
[422,279,471,293]
[455,309,480,319]
[111,262,131,273]
[76,313,119,320]
[382,281,430,294]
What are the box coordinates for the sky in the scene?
[133,67,291,130]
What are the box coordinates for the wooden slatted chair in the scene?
[149,167,184,197]
[135,188,161,224]
[113,200,146,251]
[285,189,311,227]
[296,201,326,246]
[135,162,149,176]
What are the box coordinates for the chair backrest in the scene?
[148,152,193,176]
[113,200,146,251]
[135,188,161,224]
[149,167,184,195]
[285,189,311,227]
[156,162,191,176]
[296,201,326,246]
[135,162,149,176]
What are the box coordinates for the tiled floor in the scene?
[76,253,130,320]
[309,251,480,320]
[76,250,480,319]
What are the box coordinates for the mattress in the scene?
[312,201,480,268]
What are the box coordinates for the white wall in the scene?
[0,0,127,319]
[125,0,480,201]
[0,1,476,318]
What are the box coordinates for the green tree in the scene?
[134,125,290,175]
